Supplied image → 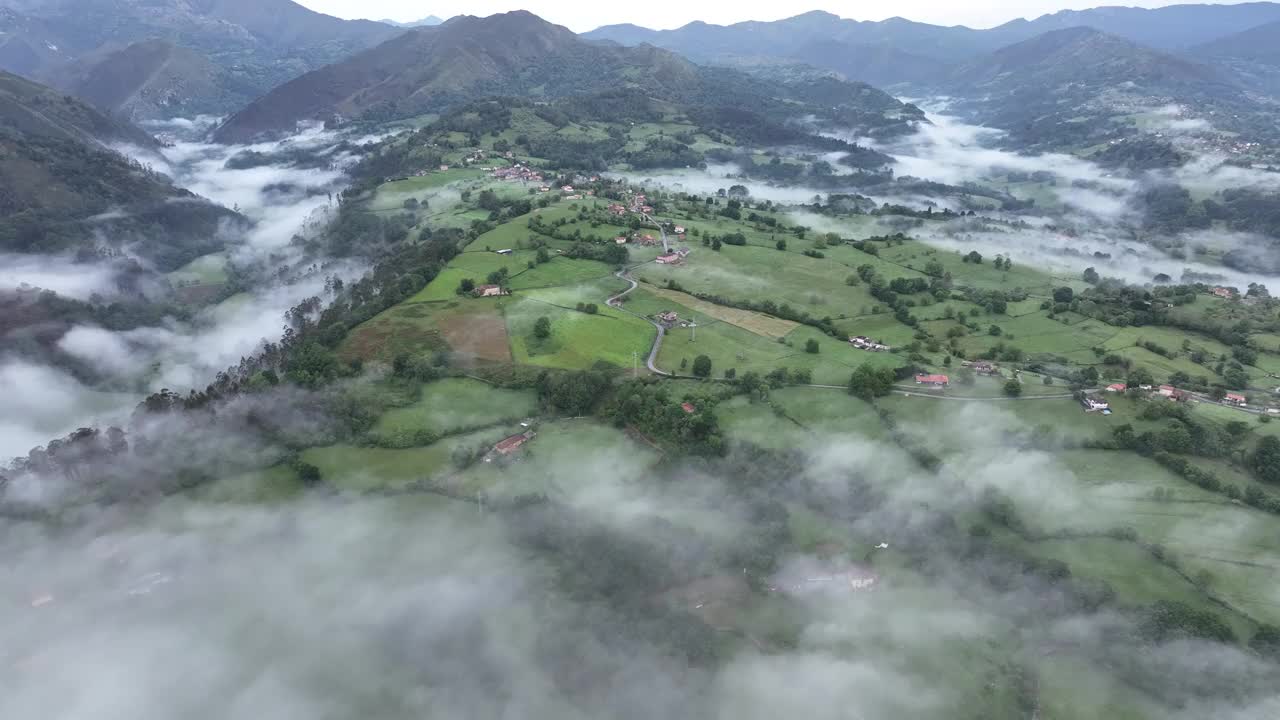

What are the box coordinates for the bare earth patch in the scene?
[437,306,512,364]
[645,285,800,339]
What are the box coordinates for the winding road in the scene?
[604,211,1091,402]
[608,263,670,375]
[605,265,1081,400]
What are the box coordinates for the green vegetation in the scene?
[369,378,538,446]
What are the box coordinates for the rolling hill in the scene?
[42,39,258,121]
[213,10,923,143]
[948,26,1230,95]
[1190,19,1280,94]
[0,70,242,269]
[939,26,1252,150]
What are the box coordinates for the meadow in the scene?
[369,378,538,444]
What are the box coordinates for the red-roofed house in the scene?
[655,253,681,264]
[1225,393,1248,406]
[1213,287,1235,299]
[1106,383,1127,393]
[681,402,696,414]
[490,430,536,458]
[915,374,949,387]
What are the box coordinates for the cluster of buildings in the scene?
[491,163,543,183]
[849,336,891,352]
[655,247,693,265]
[607,192,655,217]
[967,360,1000,376]
[655,310,696,329]
[613,232,661,246]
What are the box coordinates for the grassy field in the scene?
[336,297,449,363]
[621,286,897,383]
[370,378,538,444]
[1036,656,1163,720]
[199,464,302,503]
[301,427,510,492]
[168,252,228,285]
[643,285,800,338]
[506,293,655,371]
[450,419,659,498]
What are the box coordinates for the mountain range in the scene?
[0,0,398,113]
[378,15,444,28]
[212,10,920,143]
[584,3,1280,88]
[40,39,258,121]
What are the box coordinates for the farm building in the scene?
[615,236,628,245]
[1082,397,1110,413]
[1225,393,1248,406]
[970,360,999,375]
[487,430,536,461]
[915,374,949,387]
[656,311,679,325]
[655,253,682,265]
[1212,287,1236,299]
[495,248,513,255]
[849,336,890,352]
[770,559,878,596]
[1159,385,1187,401]
[1106,383,1127,393]
[473,285,508,298]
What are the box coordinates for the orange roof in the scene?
[681,402,696,414]
[916,374,949,384]
[494,434,530,453]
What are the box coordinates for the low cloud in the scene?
[0,255,121,300]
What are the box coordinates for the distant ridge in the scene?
[213,10,918,142]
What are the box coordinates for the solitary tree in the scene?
[533,316,552,340]
[805,338,820,354]
[1003,379,1023,398]
[692,355,713,378]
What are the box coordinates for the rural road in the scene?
[608,264,670,376]
[604,267,1084,402]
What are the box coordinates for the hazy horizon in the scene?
[293,0,1264,33]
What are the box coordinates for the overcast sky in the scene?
[295,0,1254,32]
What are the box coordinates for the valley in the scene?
[5,4,1280,720]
